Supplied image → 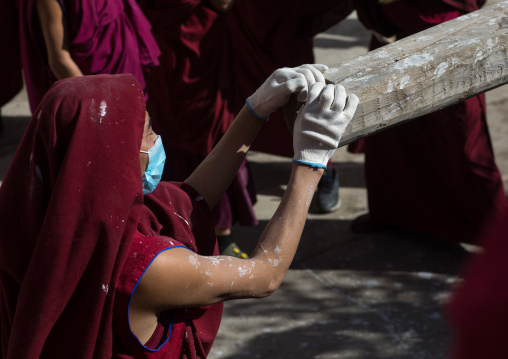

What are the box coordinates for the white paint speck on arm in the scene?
[208,257,224,267]
[238,265,251,278]
[305,184,315,207]
[188,254,200,269]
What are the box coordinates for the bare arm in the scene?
[184,64,328,209]
[133,163,322,311]
[129,72,355,343]
[133,82,358,310]
[36,0,83,79]
[184,105,261,210]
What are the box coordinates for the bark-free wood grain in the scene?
[284,1,508,146]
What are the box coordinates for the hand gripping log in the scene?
[284,1,508,147]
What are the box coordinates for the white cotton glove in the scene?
[293,82,359,168]
[246,64,329,120]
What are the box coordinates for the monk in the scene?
[448,206,508,359]
[350,0,507,243]
[138,0,355,257]
[0,70,358,357]
[18,0,160,113]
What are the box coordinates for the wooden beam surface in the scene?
[284,1,508,146]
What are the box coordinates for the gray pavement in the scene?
[1,3,507,358]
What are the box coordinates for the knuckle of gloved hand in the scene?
[300,68,314,80]
[273,68,289,82]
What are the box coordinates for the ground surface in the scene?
[1,2,506,358]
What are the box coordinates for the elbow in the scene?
[264,279,281,298]
[250,275,283,299]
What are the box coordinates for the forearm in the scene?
[184,105,263,209]
[249,164,323,293]
[136,164,324,309]
[36,0,83,80]
[48,54,83,79]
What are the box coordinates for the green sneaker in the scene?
[217,235,249,259]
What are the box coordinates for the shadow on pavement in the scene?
[222,219,466,359]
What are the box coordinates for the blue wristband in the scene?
[246,99,269,121]
[292,159,327,169]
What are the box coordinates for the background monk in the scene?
[0,0,23,133]
[18,0,161,113]
[0,69,358,357]
[138,0,355,257]
[349,0,507,243]
[447,206,508,359]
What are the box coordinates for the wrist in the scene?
[292,146,335,169]
[245,99,269,121]
[292,159,327,169]
[290,162,324,187]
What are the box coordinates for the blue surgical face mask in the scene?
[140,135,166,195]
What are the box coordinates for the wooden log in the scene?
[284,1,508,147]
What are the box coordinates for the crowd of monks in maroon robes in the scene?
[0,0,507,358]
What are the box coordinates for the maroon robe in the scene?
[447,207,508,359]
[139,0,353,228]
[0,74,223,358]
[18,0,160,113]
[141,0,353,158]
[230,0,355,157]
[114,183,222,358]
[352,0,507,243]
[0,0,22,107]
[0,74,146,358]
